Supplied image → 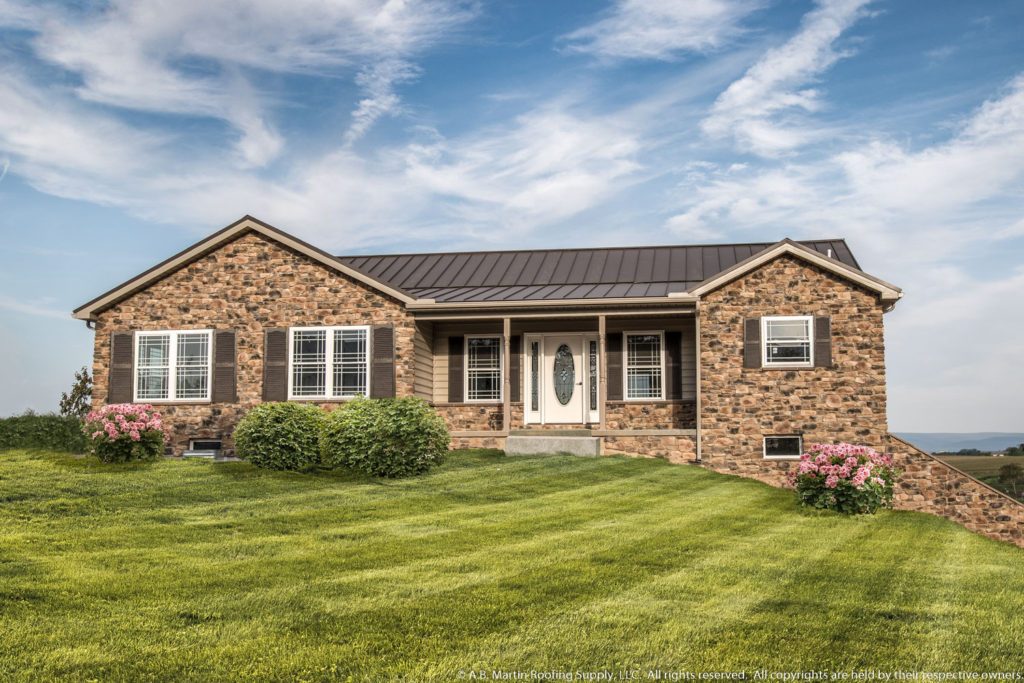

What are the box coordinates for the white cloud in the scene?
[2,0,474,166]
[344,58,421,147]
[562,0,763,60]
[0,295,67,319]
[404,108,643,232]
[702,0,873,156]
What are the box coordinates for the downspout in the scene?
[694,299,702,464]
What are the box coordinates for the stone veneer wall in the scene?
[91,230,416,455]
[698,254,889,485]
[602,435,695,463]
[605,401,695,430]
[886,434,1024,548]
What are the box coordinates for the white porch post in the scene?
[598,314,607,431]
[694,302,702,463]
[503,316,511,434]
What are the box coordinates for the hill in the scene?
[893,432,1024,453]
[1,448,1023,677]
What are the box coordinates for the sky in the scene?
[0,0,1022,432]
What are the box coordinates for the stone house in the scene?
[73,216,1024,546]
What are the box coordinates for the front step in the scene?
[505,434,601,457]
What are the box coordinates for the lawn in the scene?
[936,455,1024,499]
[2,449,1023,680]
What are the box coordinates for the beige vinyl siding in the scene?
[680,316,696,401]
[414,322,434,401]
[433,335,449,403]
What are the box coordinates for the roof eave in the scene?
[687,238,903,305]
[406,294,698,312]
[72,216,418,320]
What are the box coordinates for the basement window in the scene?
[764,435,803,460]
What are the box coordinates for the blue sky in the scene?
[1,0,1022,432]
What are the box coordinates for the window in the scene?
[466,336,502,401]
[288,327,369,399]
[530,340,540,412]
[764,435,803,459]
[625,332,664,400]
[762,316,813,367]
[135,330,212,402]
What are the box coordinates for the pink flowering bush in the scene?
[82,404,168,463]
[788,443,899,514]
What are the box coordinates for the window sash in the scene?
[289,327,369,400]
[465,336,502,402]
[134,331,211,402]
[762,317,813,366]
[624,332,664,400]
[764,435,803,459]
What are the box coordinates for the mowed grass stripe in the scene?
[1,449,1023,680]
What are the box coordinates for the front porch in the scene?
[411,306,701,460]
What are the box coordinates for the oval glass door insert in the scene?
[553,344,575,406]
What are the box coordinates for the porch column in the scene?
[694,302,702,463]
[598,314,607,430]
[503,316,511,434]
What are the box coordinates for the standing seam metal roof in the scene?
[338,240,859,303]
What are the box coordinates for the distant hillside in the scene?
[894,433,1024,453]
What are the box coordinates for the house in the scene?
[73,215,905,482]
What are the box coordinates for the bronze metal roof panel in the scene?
[338,239,862,303]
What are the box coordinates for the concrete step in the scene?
[505,434,601,457]
[509,428,592,437]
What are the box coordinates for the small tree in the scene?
[59,366,93,419]
[998,463,1024,496]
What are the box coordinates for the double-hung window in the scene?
[135,330,212,402]
[465,336,502,402]
[762,316,813,367]
[288,326,369,399]
[625,332,664,400]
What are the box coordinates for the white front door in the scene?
[543,335,585,424]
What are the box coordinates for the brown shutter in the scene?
[447,336,464,403]
[743,318,761,369]
[211,330,237,403]
[370,325,396,398]
[108,331,134,404]
[664,331,682,400]
[814,316,832,368]
[509,335,521,403]
[606,332,623,400]
[263,329,288,401]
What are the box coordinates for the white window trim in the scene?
[761,315,814,368]
[464,334,503,403]
[763,435,803,460]
[287,326,371,401]
[133,330,212,404]
[623,330,666,401]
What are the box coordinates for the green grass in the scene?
[936,455,1024,499]
[2,449,1023,680]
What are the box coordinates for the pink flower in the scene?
[825,474,839,489]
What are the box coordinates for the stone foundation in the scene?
[602,435,696,463]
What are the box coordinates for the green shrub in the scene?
[789,443,899,514]
[233,402,325,471]
[0,410,89,453]
[83,404,167,463]
[321,397,450,478]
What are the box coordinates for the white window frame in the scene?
[287,326,371,401]
[464,334,503,403]
[133,330,212,403]
[763,435,803,460]
[761,316,814,368]
[623,330,666,401]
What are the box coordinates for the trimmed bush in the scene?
[0,411,89,453]
[789,443,900,514]
[83,404,167,463]
[233,402,325,471]
[321,397,449,478]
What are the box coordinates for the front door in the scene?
[543,335,585,424]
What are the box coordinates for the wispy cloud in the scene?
[0,295,68,320]
[2,0,475,166]
[562,0,764,60]
[701,0,874,156]
[404,107,643,234]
